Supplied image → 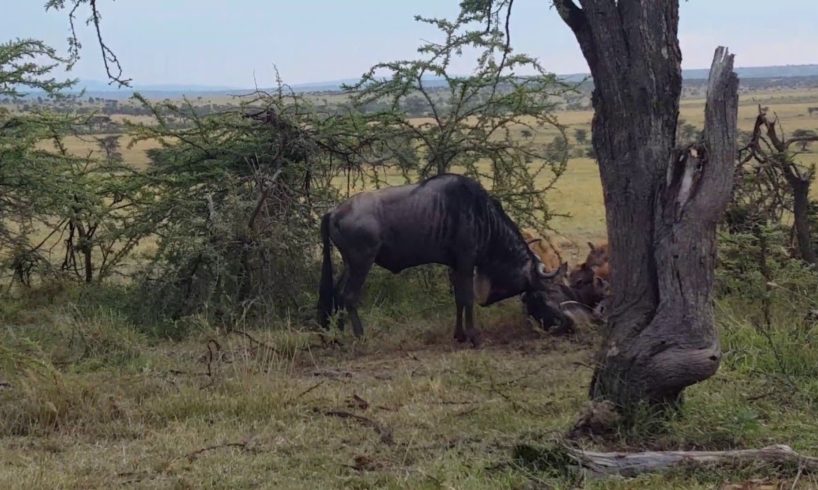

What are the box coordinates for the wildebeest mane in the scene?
[424,174,535,269]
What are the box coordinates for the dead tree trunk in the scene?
[741,107,818,264]
[553,1,738,409]
[790,177,816,264]
[566,444,818,477]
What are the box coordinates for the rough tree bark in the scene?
[566,444,818,477]
[790,178,815,264]
[553,1,739,409]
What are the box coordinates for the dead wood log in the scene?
[566,444,818,477]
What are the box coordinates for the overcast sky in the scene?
[3,1,816,88]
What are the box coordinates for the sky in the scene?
[2,0,817,88]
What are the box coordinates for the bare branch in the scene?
[567,444,818,477]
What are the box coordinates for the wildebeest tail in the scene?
[318,212,334,329]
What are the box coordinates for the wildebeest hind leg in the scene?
[333,267,349,330]
[464,304,480,348]
[340,261,373,338]
[452,267,479,347]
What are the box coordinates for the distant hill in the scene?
[31,63,818,100]
[76,80,241,93]
[682,64,818,80]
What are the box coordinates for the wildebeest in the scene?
[524,240,611,329]
[317,174,571,346]
[520,263,577,333]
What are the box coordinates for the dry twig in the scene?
[316,408,395,445]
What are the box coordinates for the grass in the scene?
[3,284,818,489]
[4,87,818,489]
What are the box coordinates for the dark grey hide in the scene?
[520,263,577,334]
[317,174,567,346]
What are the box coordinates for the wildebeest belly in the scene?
[374,241,452,273]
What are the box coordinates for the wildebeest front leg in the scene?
[454,302,466,343]
[452,266,479,347]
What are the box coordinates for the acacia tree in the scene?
[345,5,571,229]
[45,0,130,86]
[542,1,740,411]
[0,40,77,284]
[1,37,153,287]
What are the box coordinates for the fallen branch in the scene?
[204,338,222,378]
[346,393,370,411]
[159,439,259,473]
[317,409,394,445]
[295,380,324,399]
[566,444,818,477]
[229,329,278,354]
[184,442,251,462]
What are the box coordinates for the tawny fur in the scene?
[521,228,562,271]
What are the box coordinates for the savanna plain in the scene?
[4,87,818,489]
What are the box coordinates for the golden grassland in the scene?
[27,88,818,264]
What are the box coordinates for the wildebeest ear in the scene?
[587,241,595,251]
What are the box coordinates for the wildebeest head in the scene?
[520,261,580,333]
[474,199,569,307]
[474,253,565,307]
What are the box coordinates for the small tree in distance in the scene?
[574,127,587,145]
[792,129,817,152]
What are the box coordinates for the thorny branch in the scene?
[51,0,131,86]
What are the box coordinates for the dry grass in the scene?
[35,133,162,170]
[2,296,818,489]
[29,87,818,245]
[4,87,818,489]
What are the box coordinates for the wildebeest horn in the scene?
[537,261,566,279]
[560,300,603,325]
[536,262,556,278]
[587,241,595,251]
